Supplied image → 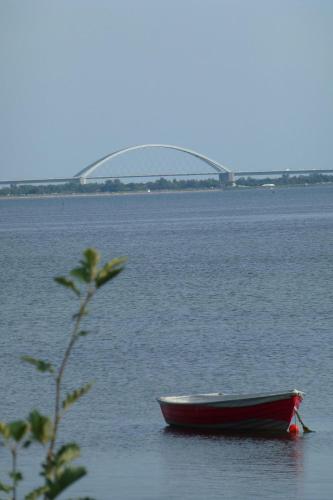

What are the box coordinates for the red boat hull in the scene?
[159,393,303,433]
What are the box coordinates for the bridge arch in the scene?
[74,144,231,179]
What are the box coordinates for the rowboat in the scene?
[157,389,304,433]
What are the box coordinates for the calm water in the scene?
[0,186,333,499]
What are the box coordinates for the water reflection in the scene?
[158,426,305,499]
[163,425,302,441]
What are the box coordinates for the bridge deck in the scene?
[1,170,333,185]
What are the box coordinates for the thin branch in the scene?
[46,287,95,464]
[11,445,17,500]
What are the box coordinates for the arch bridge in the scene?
[74,144,235,185]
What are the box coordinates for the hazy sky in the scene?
[1,0,332,179]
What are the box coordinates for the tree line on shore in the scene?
[1,173,333,196]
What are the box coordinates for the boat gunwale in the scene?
[157,389,304,407]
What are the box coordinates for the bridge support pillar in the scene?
[79,177,87,185]
[219,172,235,186]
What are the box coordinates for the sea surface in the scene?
[0,186,333,499]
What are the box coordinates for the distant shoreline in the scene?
[0,189,212,201]
[1,183,332,202]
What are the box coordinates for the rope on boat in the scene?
[294,408,314,433]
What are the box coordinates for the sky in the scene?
[0,0,332,179]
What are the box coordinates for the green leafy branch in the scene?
[0,248,126,499]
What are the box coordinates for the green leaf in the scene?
[28,410,53,445]
[62,383,93,412]
[0,481,12,493]
[8,420,29,442]
[95,269,122,288]
[21,356,55,374]
[95,257,126,288]
[54,277,81,297]
[70,248,100,284]
[9,471,23,483]
[46,466,86,499]
[70,267,91,284]
[0,421,10,439]
[78,330,89,337]
[83,248,100,268]
[25,486,49,500]
[54,443,80,467]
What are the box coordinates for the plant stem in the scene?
[47,288,94,463]
[11,445,17,500]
